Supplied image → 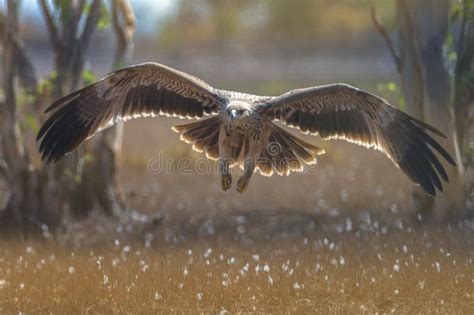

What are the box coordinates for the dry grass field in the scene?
[0,220,473,313]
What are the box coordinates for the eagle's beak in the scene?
[230,109,238,121]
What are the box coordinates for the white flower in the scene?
[68,266,75,274]
[339,256,346,266]
[267,275,273,285]
[252,254,260,262]
[204,248,212,258]
[293,282,301,290]
[154,292,162,300]
[263,263,270,272]
[393,264,400,273]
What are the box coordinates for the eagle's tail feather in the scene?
[257,123,325,176]
[172,116,221,160]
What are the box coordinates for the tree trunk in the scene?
[395,0,465,220]
[36,0,137,222]
[74,0,136,219]
[0,0,137,230]
[1,0,26,225]
[454,1,474,213]
[0,0,52,231]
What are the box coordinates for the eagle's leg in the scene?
[219,159,232,192]
[237,156,256,193]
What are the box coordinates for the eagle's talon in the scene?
[221,174,232,191]
[236,177,249,193]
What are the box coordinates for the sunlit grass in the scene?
[0,222,473,313]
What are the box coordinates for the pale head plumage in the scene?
[225,100,254,122]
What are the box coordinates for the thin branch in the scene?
[63,0,86,50]
[2,0,28,185]
[455,0,468,80]
[80,0,102,47]
[0,10,36,90]
[38,0,61,51]
[112,0,136,68]
[371,5,401,71]
[14,41,38,91]
[69,0,102,89]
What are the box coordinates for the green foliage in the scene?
[36,71,57,96]
[63,153,93,184]
[451,0,474,22]
[50,0,110,31]
[24,113,40,134]
[97,2,111,31]
[451,0,474,91]
[377,81,405,110]
[82,69,97,86]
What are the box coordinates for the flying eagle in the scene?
[37,62,455,196]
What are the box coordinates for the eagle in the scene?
[37,62,456,196]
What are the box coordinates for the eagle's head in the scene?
[225,100,253,122]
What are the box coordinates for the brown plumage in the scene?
[37,62,456,196]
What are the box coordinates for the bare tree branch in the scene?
[63,0,86,56]
[454,0,474,157]
[80,0,102,47]
[112,0,136,68]
[371,5,401,71]
[38,0,61,52]
[2,0,28,216]
[70,0,102,89]
[0,10,37,90]
[397,0,425,118]
[14,41,38,91]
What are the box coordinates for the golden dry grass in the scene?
[0,221,473,314]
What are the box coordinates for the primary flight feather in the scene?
[37,62,456,196]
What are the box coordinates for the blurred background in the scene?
[0,0,472,235]
[1,1,474,313]
[1,0,472,235]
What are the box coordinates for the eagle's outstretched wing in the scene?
[37,62,224,163]
[258,84,456,196]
